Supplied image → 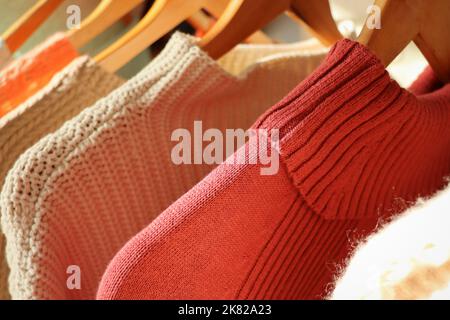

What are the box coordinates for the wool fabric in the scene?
[97,39,450,300]
[0,56,124,300]
[0,32,327,299]
[0,33,78,118]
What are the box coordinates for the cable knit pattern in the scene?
[97,40,450,300]
[0,32,327,300]
[0,33,78,118]
[0,56,124,300]
[332,184,450,300]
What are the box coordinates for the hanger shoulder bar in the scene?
[95,0,206,72]
[200,0,291,59]
[203,0,274,45]
[290,0,342,46]
[67,0,143,49]
[358,0,420,67]
[358,0,450,82]
[2,0,64,52]
[200,0,342,59]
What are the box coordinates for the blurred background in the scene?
[0,0,428,85]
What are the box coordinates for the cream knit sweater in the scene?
[0,57,124,299]
[332,187,450,300]
[1,32,327,299]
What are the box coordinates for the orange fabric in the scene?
[0,33,78,117]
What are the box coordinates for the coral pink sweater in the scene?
[97,39,450,300]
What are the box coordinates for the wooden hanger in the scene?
[67,0,143,49]
[96,0,238,72]
[2,0,64,53]
[187,10,273,45]
[186,10,215,35]
[199,0,343,59]
[358,0,450,82]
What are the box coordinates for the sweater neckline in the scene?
[352,39,450,99]
[254,38,450,221]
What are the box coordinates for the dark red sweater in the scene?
[97,39,450,299]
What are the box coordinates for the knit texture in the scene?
[0,38,11,70]
[97,39,450,300]
[332,182,450,300]
[0,56,124,300]
[0,33,78,118]
[0,32,327,300]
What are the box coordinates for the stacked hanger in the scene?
[1,0,142,53]
[94,0,343,71]
[94,0,271,71]
[1,0,219,51]
[2,0,342,72]
[197,0,450,81]
[66,0,144,49]
[2,0,449,81]
[198,0,343,59]
[66,0,274,49]
[1,0,271,68]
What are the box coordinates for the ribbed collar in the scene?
[255,39,450,220]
